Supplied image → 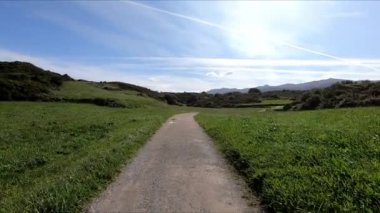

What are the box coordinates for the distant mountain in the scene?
[256,78,346,92]
[207,78,346,94]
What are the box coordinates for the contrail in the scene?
[126,1,231,32]
[126,1,378,72]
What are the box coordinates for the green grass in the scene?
[196,107,380,212]
[0,102,181,212]
[2,79,379,212]
[260,99,292,105]
[235,99,292,108]
[51,81,164,108]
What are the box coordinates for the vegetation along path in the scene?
[89,113,262,212]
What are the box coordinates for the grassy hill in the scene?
[51,81,165,108]
[0,61,167,108]
[0,61,72,101]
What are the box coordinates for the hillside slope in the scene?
[0,61,72,100]
[52,81,166,108]
[0,61,166,108]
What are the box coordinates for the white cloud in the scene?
[1,49,378,92]
[206,71,233,78]
[113,57,380,69]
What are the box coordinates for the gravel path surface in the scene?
[88,113,263,212]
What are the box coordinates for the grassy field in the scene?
[0,101,183,212]
[51,81,164,108]
[196,107,380,212]
[260,99,292,105]
[2,80,379,212]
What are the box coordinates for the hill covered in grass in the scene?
[0,61,73,101]
[0,61,166,108]
[51,81,165,108]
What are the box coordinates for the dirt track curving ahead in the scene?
[88,113,263,212]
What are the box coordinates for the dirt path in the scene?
[88,113,263,212]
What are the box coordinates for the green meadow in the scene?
[0,81,185,212]
[1,80,379,212]
[196,107,380,212]
[51,81,162,108]
[0,102,181,212]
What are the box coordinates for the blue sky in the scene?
[0,1,379,92]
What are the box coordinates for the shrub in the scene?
[163,94,180,105]
[301,95,321,110]
[248,88,261,94]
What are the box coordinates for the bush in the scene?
[163,94,180,105]
[248,88,261,94]
[48,98,126,108]
[91,98,126,108]
[300,95,321,110]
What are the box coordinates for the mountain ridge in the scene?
[207,78,346,94]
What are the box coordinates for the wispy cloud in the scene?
[206,71,233,78]
[1,49,378,92]
[64,1,229,57]
[119,2,378,72]
[0,1,378,92]
[33,1,364,61]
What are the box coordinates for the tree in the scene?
[248,88,261,94]
[163,93,180,105]
[301,95,321,110]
